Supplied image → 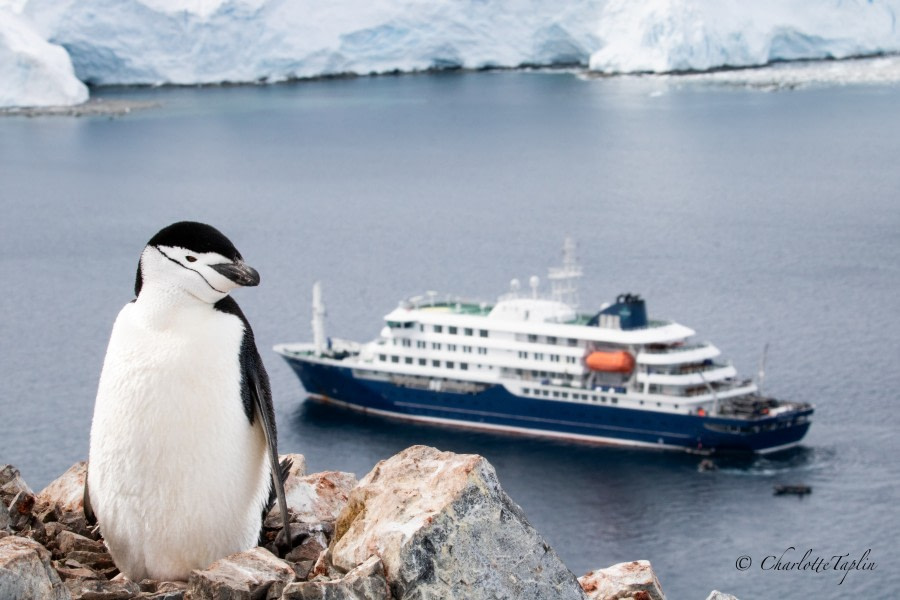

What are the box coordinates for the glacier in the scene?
[0,5,87,108]
[590,0,900,73]
[2,0,900,109]
[20,0,605,86]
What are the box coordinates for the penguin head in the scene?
[135,221,260,304]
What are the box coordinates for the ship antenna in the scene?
[312,281,327,356]
[548,236,582,309]
[757,342,769,396]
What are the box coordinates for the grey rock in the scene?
[55,530,107,557]
[578,560,666,600]
[705,592,740,600]
[0,497,9,533]
[144,580,187,600]
[0,465,34,506]
[0,535,71,600]
[280,556,389,600]
[332,445,588,600]
[66,577,140,599]
[187,546,295,600]
[7,490,37,532]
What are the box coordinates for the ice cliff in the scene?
[2,0,899,108]
[590,0,900,73]
[0,6,87,108]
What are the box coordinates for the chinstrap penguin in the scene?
[87,221,290,581]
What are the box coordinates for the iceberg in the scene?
[21,0,604,86]
[0,6,88,108]
[589,0,900,73]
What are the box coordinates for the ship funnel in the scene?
[312,281,327,355]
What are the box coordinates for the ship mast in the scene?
[548,237,582,309]
[312,281,327,355]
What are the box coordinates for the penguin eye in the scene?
[185,256,197,263]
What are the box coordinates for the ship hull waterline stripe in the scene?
[392,400,694,440]
[309,394,688,451]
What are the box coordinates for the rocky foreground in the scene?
[0,445,738,600]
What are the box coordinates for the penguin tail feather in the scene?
[264,456,293,514]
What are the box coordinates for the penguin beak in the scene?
[211,261,260,287]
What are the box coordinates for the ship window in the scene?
[568,338,578,346]
[419,324,424,332]
[478,347,487,355]
[518,351,528,359]
[449,326,458,334]
[550,355,560,362]
[460,363,468,370]
[552,391,559,398]
[464,328,473,336]
[391,356,399,363]
[611,398,618,404]
[446,361,454,369]
[432,343,441,350]
[434,325,443,333]
[463,346,472,353]
[379,354,386,361]
[561,392,568,399]
[528,334,537,342]
[448,344,457,351]
[534,353,544,360]
[566,356,576,364]
[547,336,557,344]
[432,360,440,367]
[405,357,413,364]
[417,341,426,349]
[480,329,488,337]
[419,358,426,366]
[402,339,411,347]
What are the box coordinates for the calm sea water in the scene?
[1,71,898,599]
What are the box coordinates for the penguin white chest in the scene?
[89,302,270,581]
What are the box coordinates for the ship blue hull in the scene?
[282,356,812,454]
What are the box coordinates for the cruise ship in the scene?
[275,240,813,454]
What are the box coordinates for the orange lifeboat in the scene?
[585,351,635,373]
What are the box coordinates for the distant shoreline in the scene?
[5,52,898,117]
[0,98,160,118]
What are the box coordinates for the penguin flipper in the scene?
[248,367,292,554]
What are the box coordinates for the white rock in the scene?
[35,462,87,517]
[706,591,740,600]
[187,546,295,598]
[578,560,666,600]
[331,445,588,600]
[0,8,88,108]
[281,555,390,600]
[0,535,71,600]
[270,471,358,525]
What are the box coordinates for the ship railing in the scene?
[640,342,708,354]
[402,292,492,314]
